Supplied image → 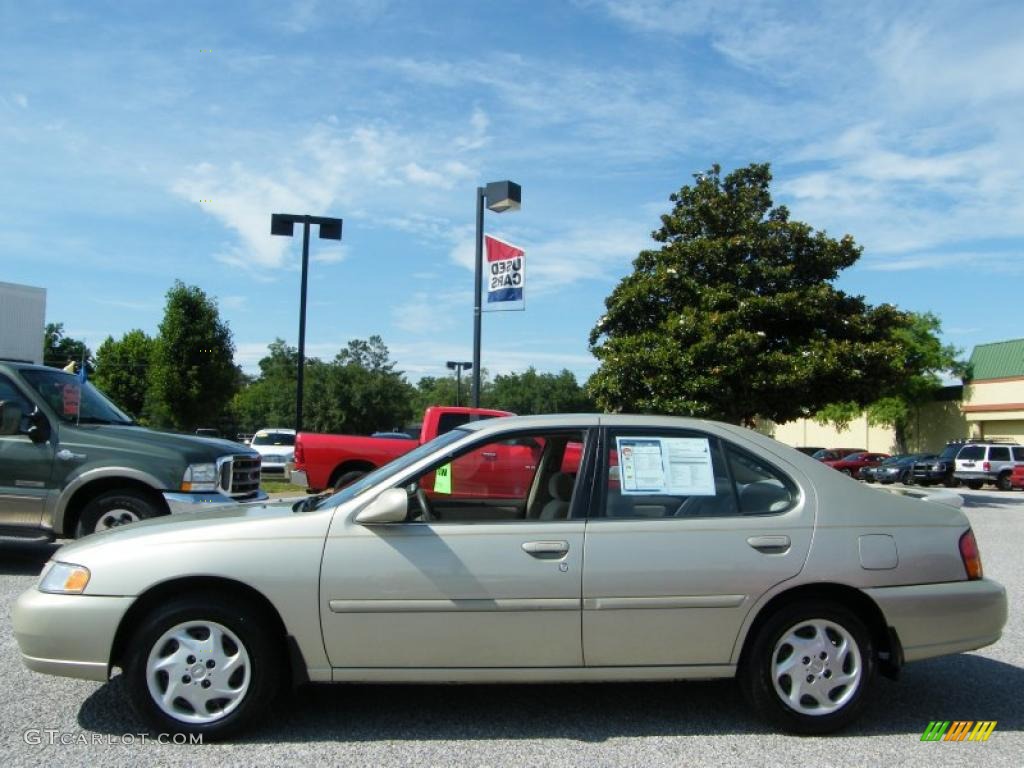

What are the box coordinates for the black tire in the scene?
[862,475,875,484]
[900,470,914,486]
[840,469,852,476]
[942,476,959,488]
[76,489,162,538]
[966,480,984,490]
[740,600,875,735]
[996,472,1012,491]
[331,470,366,492]
[123,595,281,741]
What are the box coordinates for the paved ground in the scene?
[1,488,1021,767]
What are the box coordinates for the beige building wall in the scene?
[961,377,1024,442]
[769,399,968,454]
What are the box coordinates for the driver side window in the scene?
[399,430,586,523]
[0,375,34,435]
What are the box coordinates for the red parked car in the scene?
[1010,464,1024,490]
[823,451,891,479]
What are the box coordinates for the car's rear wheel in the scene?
[840,469,852,476]
[76,489,161,537]
[740,601,875,735]
[124,596,281,740]
[996,472,1012,491]
[330,470,366,492]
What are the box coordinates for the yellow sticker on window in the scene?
[433,463,452,494]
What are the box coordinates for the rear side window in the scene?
[1013,448,1024,461]
[724,446,799,515]
[989,447,1011,462]
[957,446,984,461]
[436,413,499,436]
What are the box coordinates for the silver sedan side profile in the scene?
[13,414,1007,740]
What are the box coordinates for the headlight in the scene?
[39,562,91,594]
[182,462,218,492]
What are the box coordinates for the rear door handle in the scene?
[522,540,569,558]
[747,535,791,554]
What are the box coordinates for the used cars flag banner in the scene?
[485,234,525,311]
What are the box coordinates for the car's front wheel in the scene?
[124,596,281,740]
[76,489,162,537]
[740,601,875,734]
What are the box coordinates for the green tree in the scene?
[230,339,299,432]
[815,312,966,452]
[148,281,238,431]
[411,375,459,413]
[486,367,594,414]
[588,163,907,425]
[93,329,155,418]
[44,322,91,372]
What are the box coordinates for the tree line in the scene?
[48,162,966,451]
[49,282,592,437]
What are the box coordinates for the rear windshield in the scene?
[957,446,984,461]
[940,444,962,459]
[252,432,295,446]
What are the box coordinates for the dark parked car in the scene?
[862,454,936,485]
[912,441,967,487]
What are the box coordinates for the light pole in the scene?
[446,361,472,406]
[472,180,521,407]
[270,213,343,432]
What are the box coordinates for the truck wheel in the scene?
[331,470,366,492]
[740,601,875,734]
[123,595,280,740]
[76,490,162,537]
[996,472,1012,491]
[965,480,983,490]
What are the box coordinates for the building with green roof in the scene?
[963,338,1024,441]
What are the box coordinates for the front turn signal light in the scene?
[39,562,92,594]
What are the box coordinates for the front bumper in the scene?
[162,489,269,515]
[13,588,132,681]
[866,578,1007,663]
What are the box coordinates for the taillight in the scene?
[959,529,983,580]
[982,461,990,472]
[294,437,304,466]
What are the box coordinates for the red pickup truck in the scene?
[291,406,514,492]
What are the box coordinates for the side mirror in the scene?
[26,407,51,444]
[0,400,23,436]
[355,488,409,525]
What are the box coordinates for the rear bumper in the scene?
[954,471,995,483]
[162,489,269,514]
[866,579,1007,662]
[290,469,309,489]
[13,588,132,682]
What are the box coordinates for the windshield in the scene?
[940,444,962,459]
[305,427,471,511]
[252,432,295,446]
[20,369,133,425]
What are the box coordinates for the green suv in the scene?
[0,360,265,540]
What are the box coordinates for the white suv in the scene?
[249,428,296,479]
[954,441,1024,491]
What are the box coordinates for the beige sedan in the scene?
[13,415,1007,740]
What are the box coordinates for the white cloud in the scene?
[13,93,28,109]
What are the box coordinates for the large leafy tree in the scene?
[230,339,298,432]
[148,281,238,431]
[815,312,967,452]
[588,163,907,426]
[93,329,155,418]
[487,367,594,414]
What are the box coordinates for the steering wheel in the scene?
[410,482,434,521]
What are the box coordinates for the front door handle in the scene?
[522,540,569,558]
[747,535,791,554]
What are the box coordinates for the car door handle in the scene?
[481,451,497,460]
[522,540,569,558]
[747,535,791,554]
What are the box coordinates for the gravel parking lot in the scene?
[1,487,1021,767]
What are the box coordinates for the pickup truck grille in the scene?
[219,455,262,498]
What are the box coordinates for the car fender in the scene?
[50,466,167,535]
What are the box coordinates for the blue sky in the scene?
[3,0,1022,384]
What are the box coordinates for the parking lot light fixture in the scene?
[472,180,521,407]
[446,361,473,406]
[270,213,343,432]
